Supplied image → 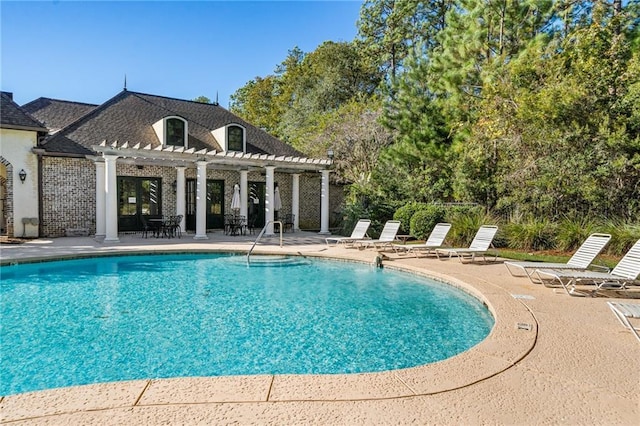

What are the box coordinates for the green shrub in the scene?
[556,217,599,251]
[602,220,640,256]
[445,208,501,247]
[341,193,396,239]
[504,218,557,251]
[409,205,446,240]
[445,204,484,219]
[393,202,427,234]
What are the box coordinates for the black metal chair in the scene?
[224,214,235,235]
[247,215,258,235]
[283,213,295,232]
[167,214,183,238]
[161,216,174,238]
[227,215,245,236]
[140,216,151,238]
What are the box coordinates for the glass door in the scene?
[206,180,224,229]
[118,177,161,232]
[248,182,265,230]
[185,179,224,231]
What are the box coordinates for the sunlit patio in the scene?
[1,234,638,424]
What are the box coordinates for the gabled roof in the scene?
[39,90,303,158]
[0,92,47,132]
[22,97,98,133]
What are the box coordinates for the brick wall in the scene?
[40,157,345,236]
[41,157,95,237]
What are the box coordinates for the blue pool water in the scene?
[0,254,494,396]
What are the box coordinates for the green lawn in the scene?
[497,249,618,269]
[401,239,619,269]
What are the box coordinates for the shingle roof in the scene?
[41,90,304,157]
[0,92,47,131]
[22,97,98,133]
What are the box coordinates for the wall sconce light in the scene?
[172,180,177,193]
[18,169,27,183]
[327,149,334,160]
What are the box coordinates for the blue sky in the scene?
[1,1,362,107]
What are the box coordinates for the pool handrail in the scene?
[247,220,283,264]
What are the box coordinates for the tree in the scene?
[230,42,383,153]
[278,41,382,151]
[377,50,454,203]
[193,96,211,104]
[462,1,640,218]
[306,97,394,190]
[229,76,282,137]
[430,0,554,108]
[357,0,456,83]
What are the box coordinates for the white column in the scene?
[265,166,275,236]
[194,161,208,239]
[240,169,248,219]
[292,173,300,231]
[175,166,186,233]
[104,154,120,242]
[319,169,330,235]
[94,159,106,239]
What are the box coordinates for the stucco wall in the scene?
[0,128,39,237]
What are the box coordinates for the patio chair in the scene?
[224,214,235,235]
[325,219,371,247]
[247,215,258,235]
[607,301,640,342]
[140,216,152,239]
[231,215,246,236]
[392,223,451,257]
[161,216,178,238]
[504,233,611,283]
[435,225,499,263]
[169,214,183,238]
[533,239,640,297]
[283,213,295,232]
[356,220,402,251]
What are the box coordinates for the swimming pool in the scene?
[1,253,494,396]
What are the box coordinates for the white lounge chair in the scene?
[435,225,499,263]
[325,219,371,247]
[356,220,402,251]
[392,223,452,258]
[533,239,640,297]
[504,233,612,283]
[607,301,640,342]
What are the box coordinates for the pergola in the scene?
[92,141,333,242]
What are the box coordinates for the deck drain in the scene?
[511,294,535,300]
[516,322,533,331]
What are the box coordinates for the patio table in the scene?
[148,218,171,238]
[229,216,246,236]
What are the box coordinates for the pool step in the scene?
[243,255,309,267]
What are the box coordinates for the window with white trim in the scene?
[227,125,244,152]
[166,118,186,147]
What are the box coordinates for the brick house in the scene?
[0,90,341,240]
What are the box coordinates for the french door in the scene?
[248,182,266,229]
[118,177,162,232]
[185,179,224,231]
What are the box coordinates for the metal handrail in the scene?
[247,220,283,264]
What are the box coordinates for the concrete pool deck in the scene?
[1,232,638,425]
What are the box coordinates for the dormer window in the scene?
[211,123,246,153]
[227,125,244,151]
[152,116,188,148]
[166,118,185,146]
